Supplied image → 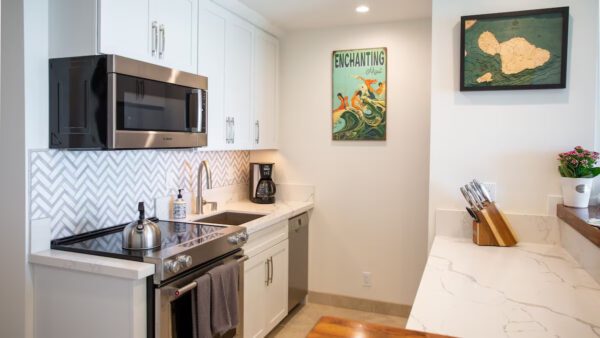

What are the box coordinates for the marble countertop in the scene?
[29,249,155,280]
[406,236,600,338]
[30,198,314,280]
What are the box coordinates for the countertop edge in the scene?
[30,250,155,280]
[556,204,600,248]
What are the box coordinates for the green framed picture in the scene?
[332,47,387,141]
[460,7,569,91]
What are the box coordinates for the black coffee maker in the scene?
[249,163,276,204]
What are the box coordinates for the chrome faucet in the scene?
[196,160,217,214]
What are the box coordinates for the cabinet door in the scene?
[198,0,227,149]
[264,239,289,332]
[252,29,279,149]
[243,250,269,338]
[225,15,254,149]
[98,0,151,62]
[150,0,198,73]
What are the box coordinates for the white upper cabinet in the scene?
[149,0,198,73]
[224,14,254,150]
[252,29,279,149]
[98,0,151,63]
[198,0,227,150]
[50,0,198,73]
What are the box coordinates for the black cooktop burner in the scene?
[51,219,227,261]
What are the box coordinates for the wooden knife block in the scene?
[472,203,518,247]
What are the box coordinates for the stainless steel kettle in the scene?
[122,202,162,250]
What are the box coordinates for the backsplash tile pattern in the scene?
[30,149,250,239]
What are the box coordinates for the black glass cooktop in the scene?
[51,219,227,261]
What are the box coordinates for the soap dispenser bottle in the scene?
[173,189,186,220]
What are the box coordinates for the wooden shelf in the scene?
[557,204,600,248]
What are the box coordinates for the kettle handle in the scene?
[136,202,146,230]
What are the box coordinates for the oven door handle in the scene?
[173,255,249,298]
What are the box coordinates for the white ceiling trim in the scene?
[211,0,286,37]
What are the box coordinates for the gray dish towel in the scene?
[207,260,240,335]
[194,274,213,338]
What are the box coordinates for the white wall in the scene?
[429,0,599,244]
[0,0,29,337]
[252,19,432,305]
[0,0,48,336]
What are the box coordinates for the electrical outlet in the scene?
[547,195,563,215]
[483,182,497,201]
[362,272,372,287]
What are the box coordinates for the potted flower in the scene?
[558,146,600,208]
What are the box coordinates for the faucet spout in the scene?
[196,160,216,214]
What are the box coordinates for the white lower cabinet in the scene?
[243,223,289,338]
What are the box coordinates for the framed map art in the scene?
[460,7,569,91]
[332,47,387,140]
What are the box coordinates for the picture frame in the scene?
[331,47,387,141]
[460,7,569,91]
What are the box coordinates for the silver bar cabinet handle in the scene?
[159,24,165,58]
[232,117,235,143]
[268,257,273,284]
[255,120,260,144]
[265,259,269,285]
[151,21,158,56]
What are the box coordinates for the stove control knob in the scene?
[165,260,181,274]
[228,234,239,244]
[239,232,249,243]
[177,255,193,268]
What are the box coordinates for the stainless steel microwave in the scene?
[49,55,207,149]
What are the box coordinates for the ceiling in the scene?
[237,0,432,31]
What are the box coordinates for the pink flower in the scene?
[575,146,583,150]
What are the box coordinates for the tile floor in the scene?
[266,303,408,337]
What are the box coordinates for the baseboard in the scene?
[307,291,412,317]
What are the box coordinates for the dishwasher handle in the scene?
[289,212,309,232]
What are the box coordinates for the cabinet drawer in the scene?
[243,220,287,258]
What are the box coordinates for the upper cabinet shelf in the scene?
[49,0,279,151]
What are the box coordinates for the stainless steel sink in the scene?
[193,211,266,226]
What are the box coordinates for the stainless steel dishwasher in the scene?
[288,212,309,311]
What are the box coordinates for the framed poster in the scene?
[460,7,569,91]
[332,47,387,140]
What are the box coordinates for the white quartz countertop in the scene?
[30,249,155,280]
[406,236,600,338]
[29,199,313,280]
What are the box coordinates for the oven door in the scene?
[155,253,247,338]
[108,73,207,149]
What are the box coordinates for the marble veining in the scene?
[407,237,600,338]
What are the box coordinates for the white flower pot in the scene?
[560,177,594,208]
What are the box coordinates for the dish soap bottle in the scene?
[173,189,186,220]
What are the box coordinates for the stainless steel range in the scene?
[52,216,249,338]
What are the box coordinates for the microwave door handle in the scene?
[201,90,207,133]
[187,90,200,132]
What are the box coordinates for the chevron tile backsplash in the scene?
[29,149,250,239]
